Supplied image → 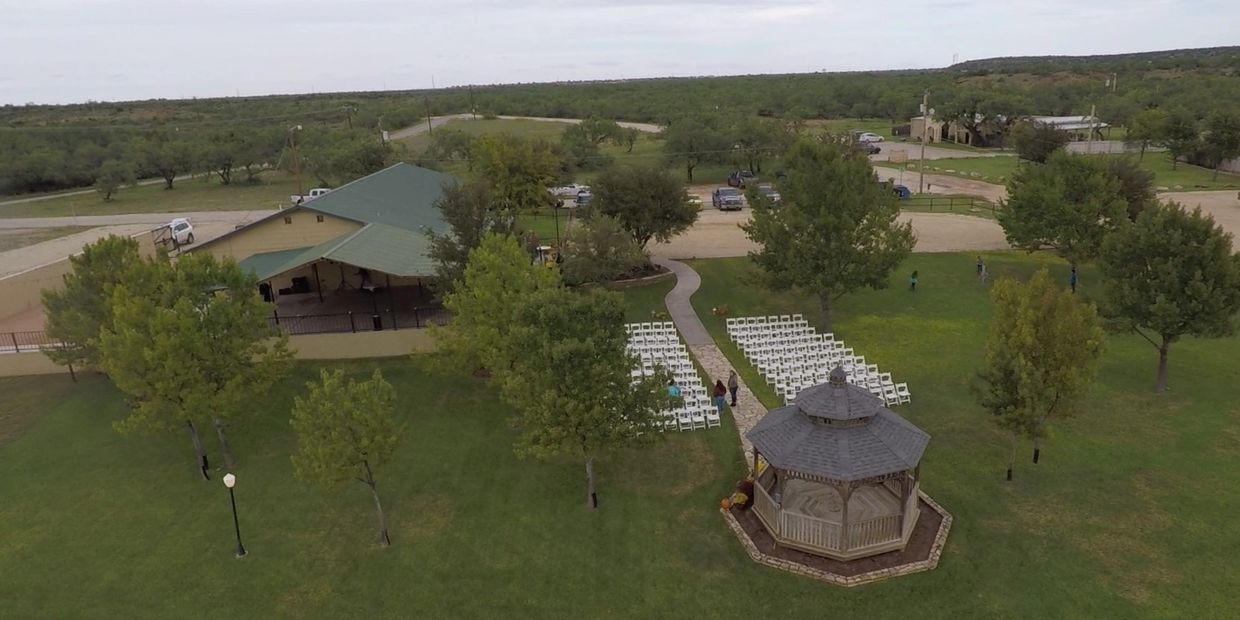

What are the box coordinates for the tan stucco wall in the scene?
[199,210,361,262]
[288,329,437,359]
[0,351,67,377]
[0,229,158,322]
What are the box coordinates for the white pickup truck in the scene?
[290,187,331,205]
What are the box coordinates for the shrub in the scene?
[560,215,648,286]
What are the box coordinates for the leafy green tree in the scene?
[742,140,915,331]
[1202,110,1240,181]
[42,235,143,371]
[497,288,670,509]
[577,117,622,145]
[941,87,1032,147]
[974,269,1104,480]
[1099,201,1240,392]
[1125,108,1168,160]
[612,127,640,153]
[437,233,560,374]
[426,181,515,289]
[559,124,612,170]
[591,166,697,249]
[1158,109,1200,170]
[94,159,134,201]
[130,135,195,189]
[100,253,292,479]
[560,215,648,286]
[291,369,402,546]
[662,116,728,182]
[428,128,476,170]
[301,129,391,186]
[198,129,240,185]
[472,134,561,212]
[729,116,790,173]
[1105,156,1156,220]
[1009,121,1069,163]
[999,151,1128,268]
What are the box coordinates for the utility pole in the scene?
[424,98,433,135]
[469,85,477,120]
[289,125,303,198]
[919,90,931,194]
[1086,104,1096,154]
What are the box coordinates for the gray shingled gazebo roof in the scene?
[746,368,930,482]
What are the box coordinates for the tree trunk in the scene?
[585,457,598,510]
[363,461,391,546]
[1212,166,1220,181]
[213,418,236,469]
[1006,431,1018,481]
[1155,339,1170,393]
[686,162,694,182]
[1138,144,1146,161]
[1032,437,1040,464]
[186,420,210,481]
[164,174,175,189]
[818,295,833,334]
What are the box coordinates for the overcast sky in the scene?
[1,0,1236,105]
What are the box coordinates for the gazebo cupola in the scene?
[746,366,930,560]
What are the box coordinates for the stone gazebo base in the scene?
[722,491,953,587]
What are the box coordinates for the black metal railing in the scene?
[267,305,451,336]
[903,195,1001,217]
[1,331,64,353]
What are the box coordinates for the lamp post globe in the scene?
[223,473,236,488]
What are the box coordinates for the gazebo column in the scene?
[839,483,854,551]
[899,469,914,535]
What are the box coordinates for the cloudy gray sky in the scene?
[1,0,1235,104]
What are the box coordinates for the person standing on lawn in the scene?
[712,380,728,414]
[909,270,919,292]
[727,371,739,406]
[976,256,985,281]
[1069,266,1078,293]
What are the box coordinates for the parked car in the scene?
[574,189,593,208]
[712,187,745,211]
[891,184,911,200]
[727,170,757,188]
[856,132,885,143]
[550,184,588,197]
[290,187,331,204]
[169,217,194,245]
[755,183,781,204]
[854,142,882,155]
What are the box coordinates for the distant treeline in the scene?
[3,46,1238,195]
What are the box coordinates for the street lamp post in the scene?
[222,473,247,558]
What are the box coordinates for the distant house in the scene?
[909,114,1108,146]
[192,162,457,332]
[1025,115,1109,141]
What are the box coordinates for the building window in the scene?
[316,214,324,223]
[283,216,292,224]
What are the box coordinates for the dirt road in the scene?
[1160,190,1240,238]
[649,208,1009,260]
[873,166,1008,202]
[390,114,661,141]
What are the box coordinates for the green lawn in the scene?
[396,118,575,154]
[0,226,92,251]
[0,174,301,219]
[808,118,897,137]
[3,254,1236,617]
[908,151,1240,190]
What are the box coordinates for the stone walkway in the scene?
[653,257,766,467]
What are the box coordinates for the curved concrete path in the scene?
[654,256,765,466]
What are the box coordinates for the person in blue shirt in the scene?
[667,380,681,399]
[1069,266,1078,293]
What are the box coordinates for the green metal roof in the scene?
[237,223,437,281]
[238,247,313,279]
[301,162,455,234]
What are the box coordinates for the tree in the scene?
[198,129,240,185]
[662,116,728,182]
[1009,121,1069,163]
[42,235,143,372]
[559,124,612,171]
[612,127,640,153]
[577,117,622,146]
[94,159,133,201]
[130,135,194,189]
[301,129,391,186]
[1202,110,1240,181]
[590,166,698,249]
[742,140,915,331]
[437,233,560,374]
[427,128,476,170]
[999,151,1128,268]
[99,253,292,479]
[497,288,670,509]
[426,181,516,289]
[1105,156,1156,220]
[941,87,1032,147]
[974,269,1104,480]
[1125,108,1168,160]
[560,215,648,286]
[1099,201,1240,393]
[729,116,790,173]
[1159,109,1200,170]
[291,369,401,546]
[472,134,561,213]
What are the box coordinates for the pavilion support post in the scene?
[839,484,854,551]
[312,263,324,302]
[386,274,396,329]
[751,449,758,475]
[900,471,914,535]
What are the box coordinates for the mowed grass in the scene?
[0,174,301,219]
[0,226,92,251]
[396,117,575,154]
[688,253,1240,617]
[4,254,1238,617]
[909,151,1240,190]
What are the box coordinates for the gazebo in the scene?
[746,367,930,561]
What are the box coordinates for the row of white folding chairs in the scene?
[726,315,807,333]
[626,322,677,334]
[659,407,722,431]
